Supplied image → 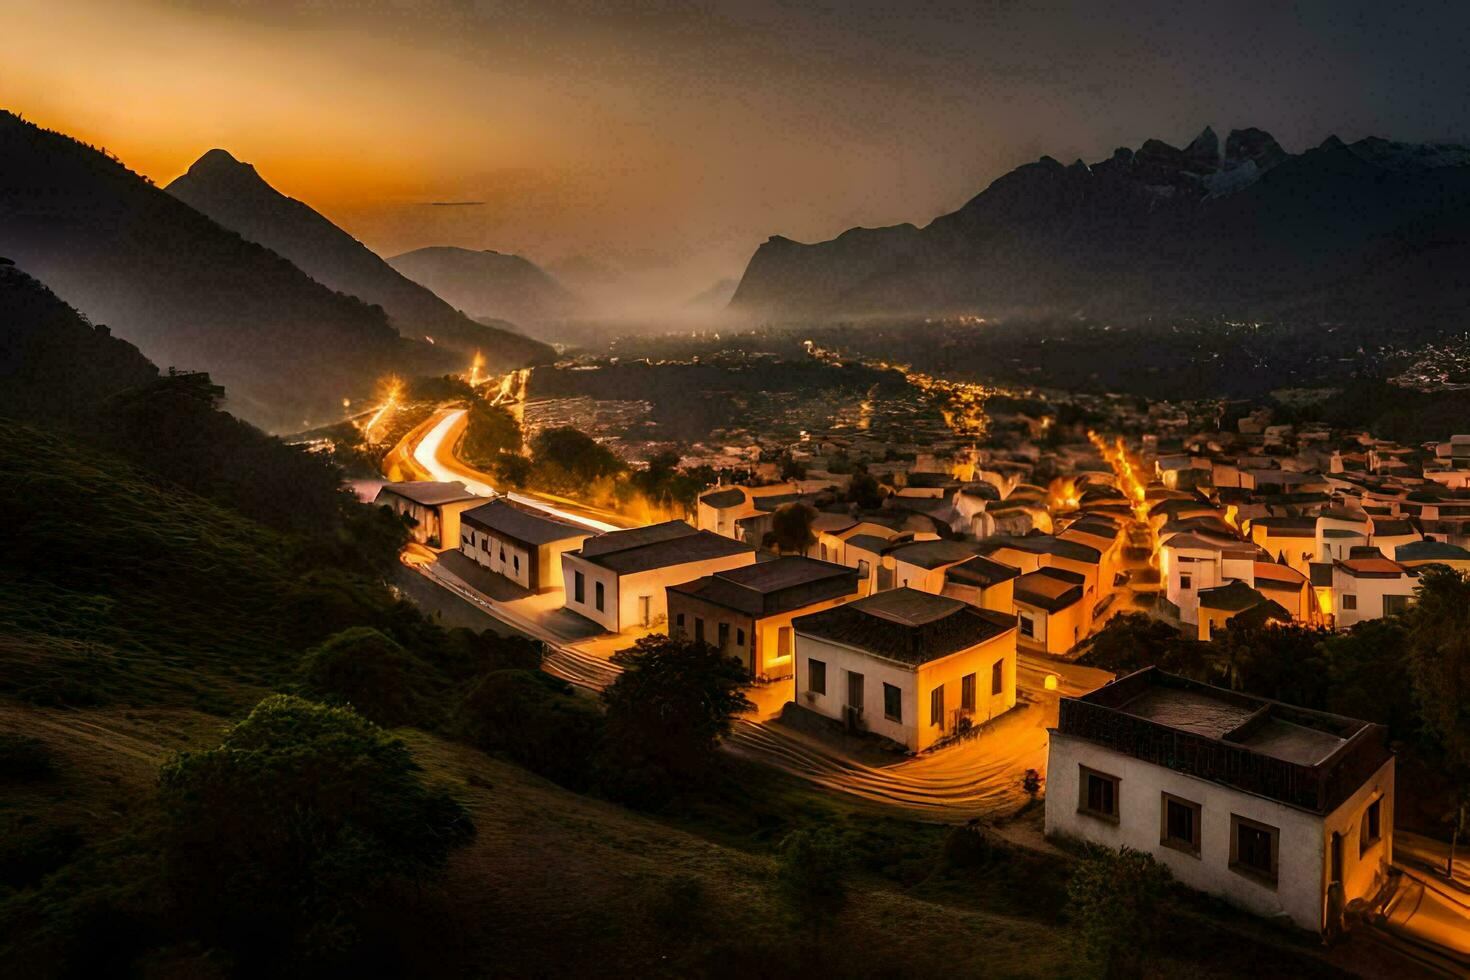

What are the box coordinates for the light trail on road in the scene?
[410,408,623,533]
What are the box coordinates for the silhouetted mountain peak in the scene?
[184,148,266,187]
[1224,128,1286,172]
[1183,126,1220,171]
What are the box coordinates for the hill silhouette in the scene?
[166,149,552,366]
[731,126,1470,329]
[0,111,459,431]
[389,246,579,325]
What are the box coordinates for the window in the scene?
[513,555,520,573]
[481,538,489,552]
[858,559,870,578]
[573,570,585,604]
[1018,614,1035,638]
[736,628,745,647]
[594,581,605,611]
[675,612,685,633]
[694,618,705,643]
[1360,798,1382,856]
[1160,793,1202,856]
[883,683,902,722]
[847,671,864,708]
[809,658,826,695]
[961,673,976,712]
[930,684,944,728]
[1180,574,1193,590]
[499,545,506,562]
[1383,594,1412,616]
[1078,766,1119,822]
[717,622,730,650]
[1230,814,1279,885]
[778,626,793,657]
[991,659,1004,696]
[1342,594,1357,610]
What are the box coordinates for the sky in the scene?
[9,0,1470,309]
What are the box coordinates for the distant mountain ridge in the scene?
[0,110,457,430]
[730,126,1470,324]
[388,246,579,325]
[165,150,551,366]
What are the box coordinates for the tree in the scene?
[763,502,817,555]
[156,696,474,968]
[298,626,439,728]
[845,471,884,510]
[1321,617,1418,742]
[1404,567,1470,878]
[457,669,604,790]
[775,828,850,936]
[1067,846,1172,979]
[1080,612,1191,675]
[529,426,625,494]
[597,634,753,806]
[460,402,523,467]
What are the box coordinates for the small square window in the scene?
[1160,793,1202,856]
[808,658,826,695]
[1342,594,1357,610]
[1180,574,1193,590]
[1078,766,1119,822]
[883,683,902,722]
[1230,814,1279,886]
[1018,614,1035,638]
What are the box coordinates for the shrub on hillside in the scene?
[298,627,439,728]
[156,696,474,969]
[0,732,54,783]
[456,669,603,790]
[775,828,850,935]
[1067,846,1171,978]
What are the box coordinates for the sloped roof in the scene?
[1013,567,1085,612]
[889,538,978,570]
[462,499,588,545]
[945,554,1022,588]
[670,557,858,617]
[376,481,479,507]
[794,588,1013,666]
[699,488,746,509]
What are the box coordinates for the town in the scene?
[365,355,1470,964]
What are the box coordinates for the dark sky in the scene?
[13,0,1470,307]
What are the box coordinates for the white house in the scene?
[793,588,1018,752]
[459,499,590,592]
[1331,555,1419,628]
[373,481,483,550]
[1047,668,1394,935]
[561,520,755,632]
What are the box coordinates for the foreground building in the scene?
[561,520,755,632]
[1047,668,1394,934]
[793,589,1018,752]
[459,499,590,592]
[667,556,861,680]
[374,481,482,550]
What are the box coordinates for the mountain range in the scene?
[388,246,580,326]
[165,149,550,364]
[0,111,466,430]
[730,127,1470,324]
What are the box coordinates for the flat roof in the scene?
[945,554,1022,588]
[1056,667,1391,814]
[577,524,753,574]
[699,488,745,509]
[1013,567,1085,611]
[670,556,858,617]
[888,538,978,570]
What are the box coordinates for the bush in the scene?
[775,828,850,933]
[943,820,1003,870]
[456,669,603,790]
[298,627,440,728]
[0,733,55,782]
[156,696,474,969]
[1067,846,1171,978]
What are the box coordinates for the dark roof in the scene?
[1013,567,1085,612]
[1251,517,1317,538]
[845,533,893,555]
[794,588,1014,666]
[669,557,858,617]
[1396,539,1470,562]
[751,493,805,513]
[945,555,1022,588]
[1197,580,1280,613]
[1056,668,1392,814]
[699,488,746,509]
[580,520,696,558]
[577,523,753,573]
[462,499,589,546]
[375,481,479,507]
[888,538,977,570]
[1371,519,1417,536]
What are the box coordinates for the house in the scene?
[1250,561,1314,623]
[459,499,590,592]
[1047,668,1393,935]
[1012,567,1087,655]
[793,589,1018,752]
[1331,555,1419,628]
[561,520,755,632]
[941,554,1021,615]
[667,557,861,679]
[373,481,483,550]
[885,539,980,593]
[1195,580,1292,641]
